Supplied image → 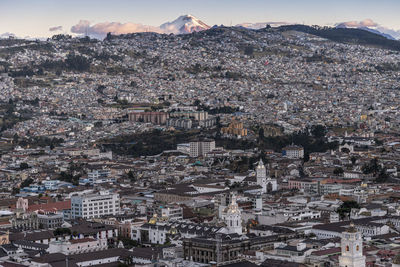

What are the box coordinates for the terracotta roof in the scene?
[27,200,71,212]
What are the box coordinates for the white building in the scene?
[161,206,183,221]
[339,223,366,267]
[47,238,107,255]
[189,140,215,157]
[43,180,60,191]
[282,145,304,159]
[71,191,120,219]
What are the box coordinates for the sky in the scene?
[1,0,400,38]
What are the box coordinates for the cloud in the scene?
[337,19,378,28]
[70,20,162,38]
[0,32,16,39]
[49,26,63,32]
[336,19,400,40]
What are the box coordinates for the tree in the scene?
[311,125,327,138]
[94,121,103,128]
[105,32,113,41]
[127,171,136,182]
[376,168,389,183]
[20,178,33,188]
[12,187,20,195]
[13,133,19,144]
[53,228,71,236]
[374,138,383,146]
[362,158,381,175]
[216,116,221,129]
[258,127,265,140]
[337,200,360,220]
[333,167,344,176]
[244,45,254,56]
[19,162,29,170]
[65,53,91,71]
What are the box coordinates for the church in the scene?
[221,194,242,235]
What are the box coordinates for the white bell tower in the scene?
[339,223,366,267]
[256,160,277,193]
[256,160,267,193]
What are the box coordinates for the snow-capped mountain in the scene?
[160,14,210,34]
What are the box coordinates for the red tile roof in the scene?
[27,200,71,212]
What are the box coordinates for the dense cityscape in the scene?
[1,4,400,267]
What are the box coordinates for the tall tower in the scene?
[224,195,242,235]
[339,223,366,267]
[256,160,267,193]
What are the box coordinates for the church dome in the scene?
[149,213,158,224]
[226,196,240,216]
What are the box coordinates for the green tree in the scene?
[333,167,344,176]
[337,200,360,220]
[193,99,201,106]
[20,178,33,188]
[376,168,389,183]
[311,125,327,138]
[362,158,381,175]
[258,127,265,140]
[244,45,254,56]
[13,133,19,143]
[19,162,29,170]
[53,228,71,236]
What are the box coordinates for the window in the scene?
[346,246,349,251]
[356,245,359,251]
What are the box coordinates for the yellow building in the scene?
[221,120,248,137]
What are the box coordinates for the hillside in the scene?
[277,24,400,51]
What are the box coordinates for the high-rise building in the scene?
[339,222,366,267]
[71,191,120,219]
[189,140,215,157]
